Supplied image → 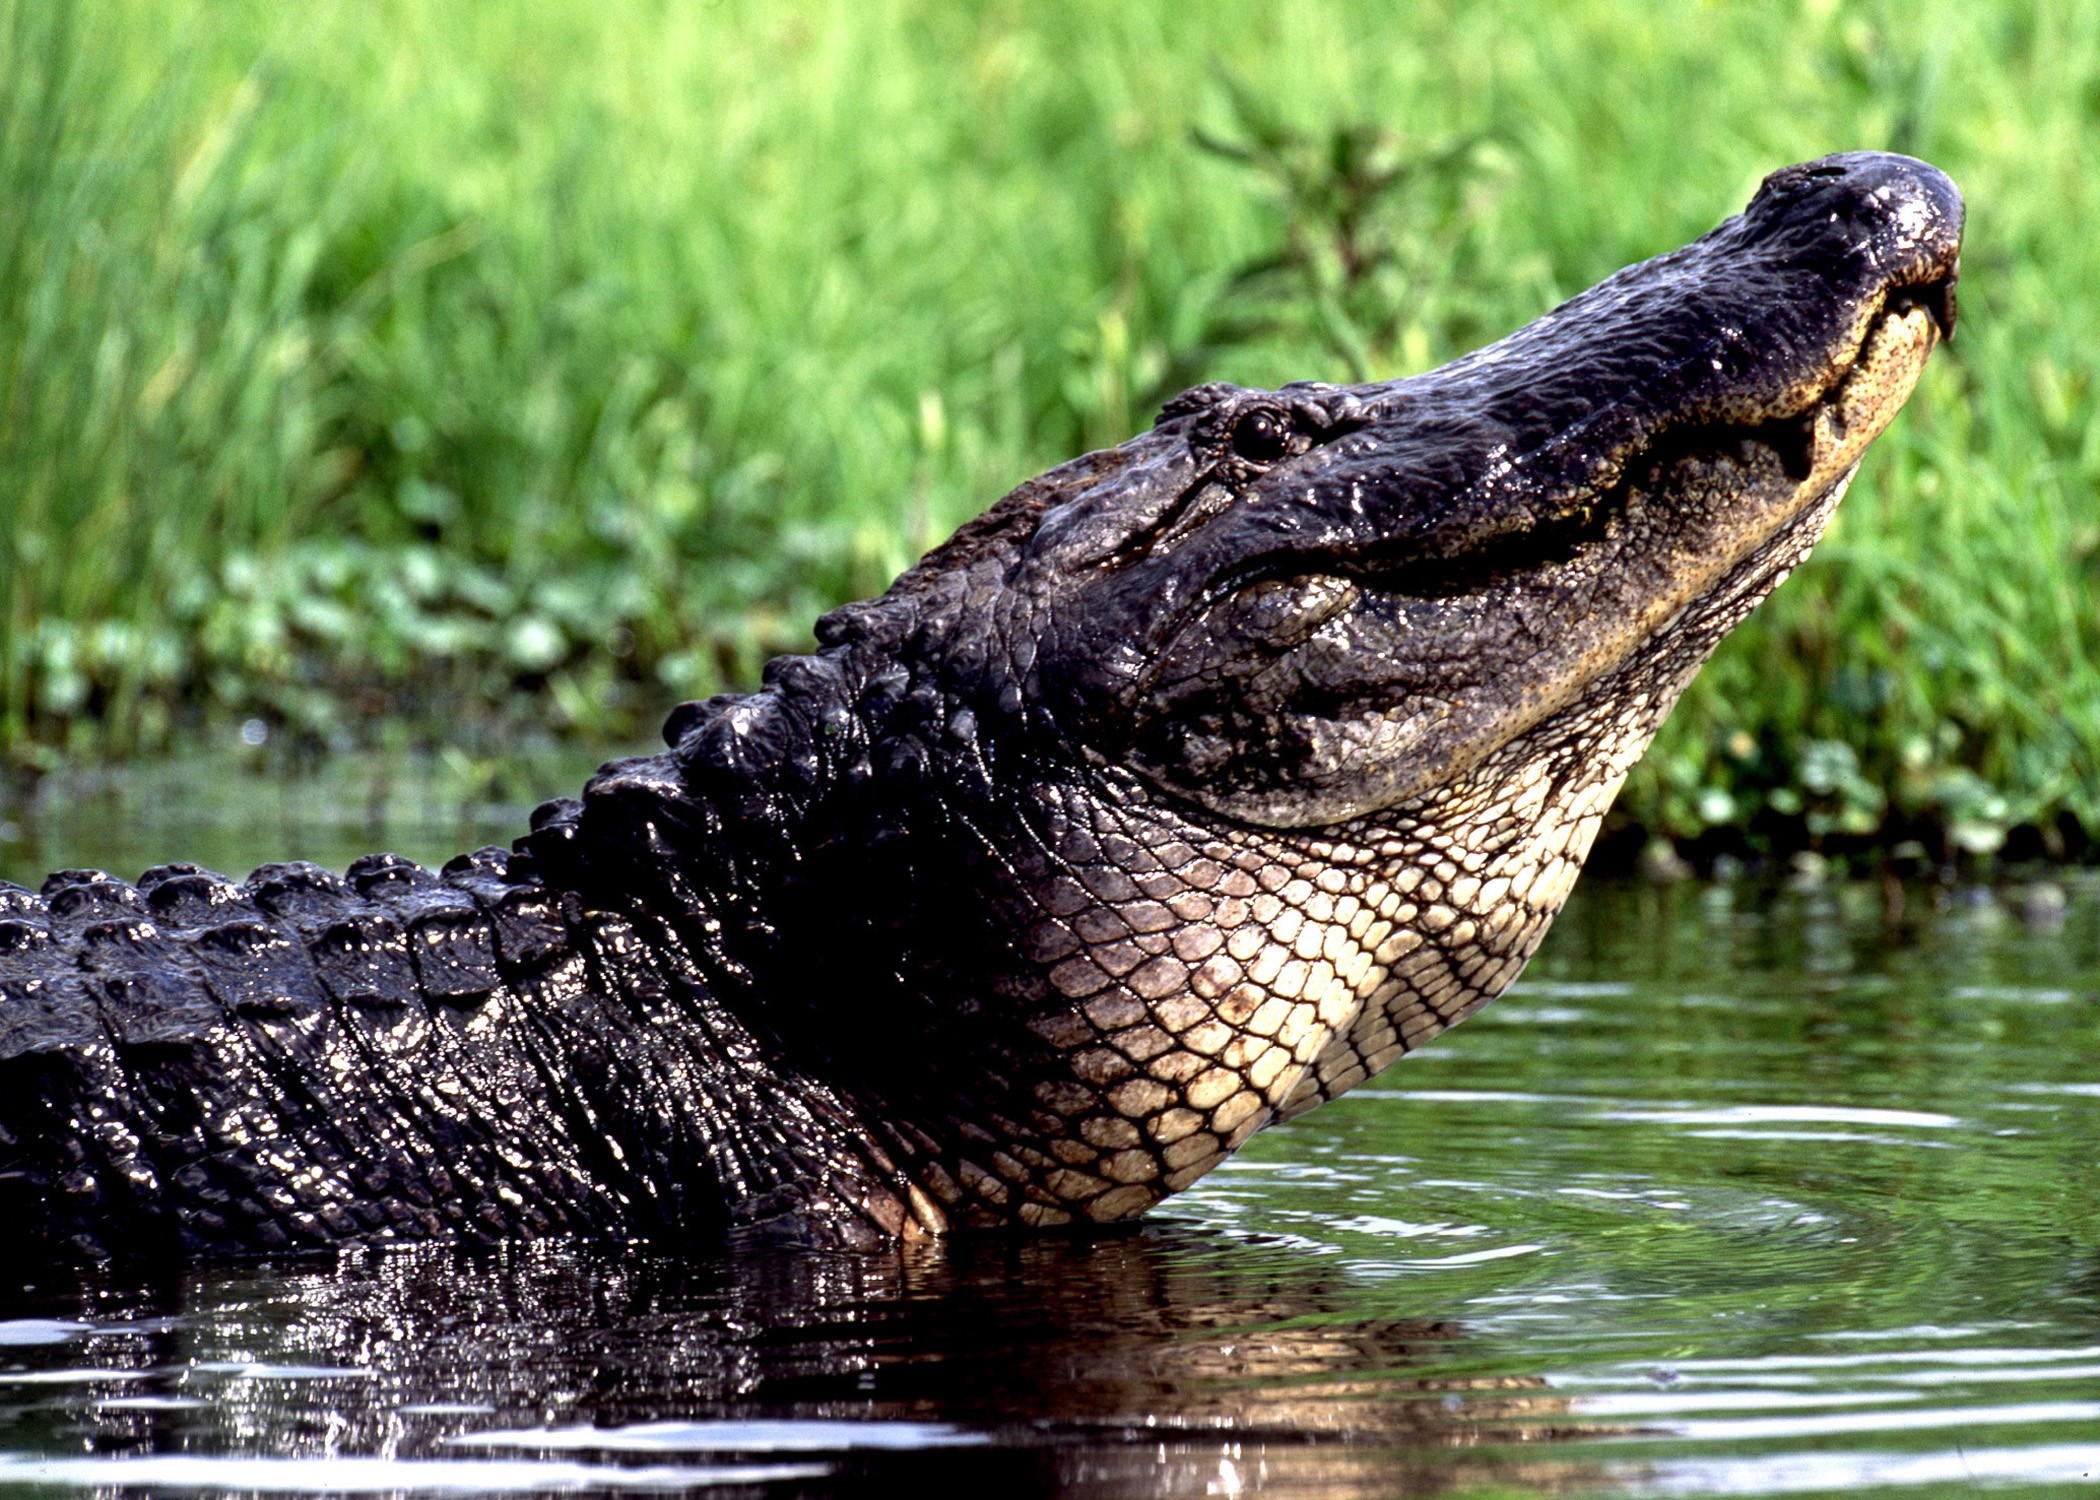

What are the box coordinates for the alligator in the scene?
[0,153,1961,1258]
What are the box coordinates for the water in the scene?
[0,761,2095,1497]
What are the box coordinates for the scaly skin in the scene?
[0,154,1961,1257]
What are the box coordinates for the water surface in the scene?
[0,764,2094,1497]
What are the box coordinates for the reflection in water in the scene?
[0,1226,1582,1497]
[0,831,2097,1495]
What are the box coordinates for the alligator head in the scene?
[1026,153,1957,828]
[549,152,1961,1237]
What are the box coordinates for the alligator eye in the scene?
[1229,409,1294,464]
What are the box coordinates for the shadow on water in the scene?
[0,1225,1592,1498]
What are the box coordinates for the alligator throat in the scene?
[0,153,1962,1256]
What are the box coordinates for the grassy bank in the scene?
[2,0,2096,865]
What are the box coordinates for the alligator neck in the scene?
[511,618,1648,1236]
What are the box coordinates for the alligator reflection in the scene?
[4,1224,1589,1496]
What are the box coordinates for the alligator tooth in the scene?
[1894,277,1958,342]
[1924,277,1958,341]
[1765,410,1818,482]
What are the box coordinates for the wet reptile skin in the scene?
[0,154,1961,1256]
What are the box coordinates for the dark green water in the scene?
[0,762,2095,1497]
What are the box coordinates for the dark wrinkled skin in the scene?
[0,154,1960,1258]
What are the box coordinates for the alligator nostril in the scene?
[1802,165,1850,180]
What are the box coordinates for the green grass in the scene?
[2,0,2096,863]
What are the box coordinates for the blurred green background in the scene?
[1,0,2095,868]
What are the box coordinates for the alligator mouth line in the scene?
[1112,272,1953,596]
[1281,273,1959,606]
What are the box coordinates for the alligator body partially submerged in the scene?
[1,154,1960,1258]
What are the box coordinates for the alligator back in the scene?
[0,853,654,1256]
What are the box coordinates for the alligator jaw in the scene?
[1029,152,1963,829]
